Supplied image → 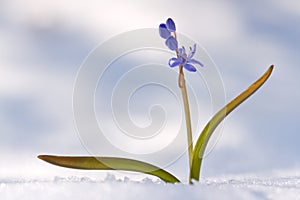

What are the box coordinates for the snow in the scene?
[1,174,299,200]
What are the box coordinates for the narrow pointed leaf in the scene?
[190,65,274,181]
[38,155,180,183]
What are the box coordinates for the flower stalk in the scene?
[178,65,194,183]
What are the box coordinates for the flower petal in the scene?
[188,44,197,59]
[166,18,176,32]
[188,59,204,67]
[183,63,197,72]
[159,24,171,39]
[168,57,182,67]
[165,36,178,51]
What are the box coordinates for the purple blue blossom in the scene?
[169,44,203,72]
[159,18,204,72]
[159,18,178,50]
[165,36,178,51]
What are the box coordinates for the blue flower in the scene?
[159,18,204,72]
[168,44,203,72]
[159,18,178,51]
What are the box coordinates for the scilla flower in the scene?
[169,44,204,72]
[159,18,203,72]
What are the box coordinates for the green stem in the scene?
[178,66,193,183]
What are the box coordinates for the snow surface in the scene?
[1,174,300,200]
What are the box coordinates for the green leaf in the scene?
[190,65,274,181]
[38,155,180,183]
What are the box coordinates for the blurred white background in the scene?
[0,0,299,182]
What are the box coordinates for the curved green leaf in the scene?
[38,155,180,183]
[190,65,274,181]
